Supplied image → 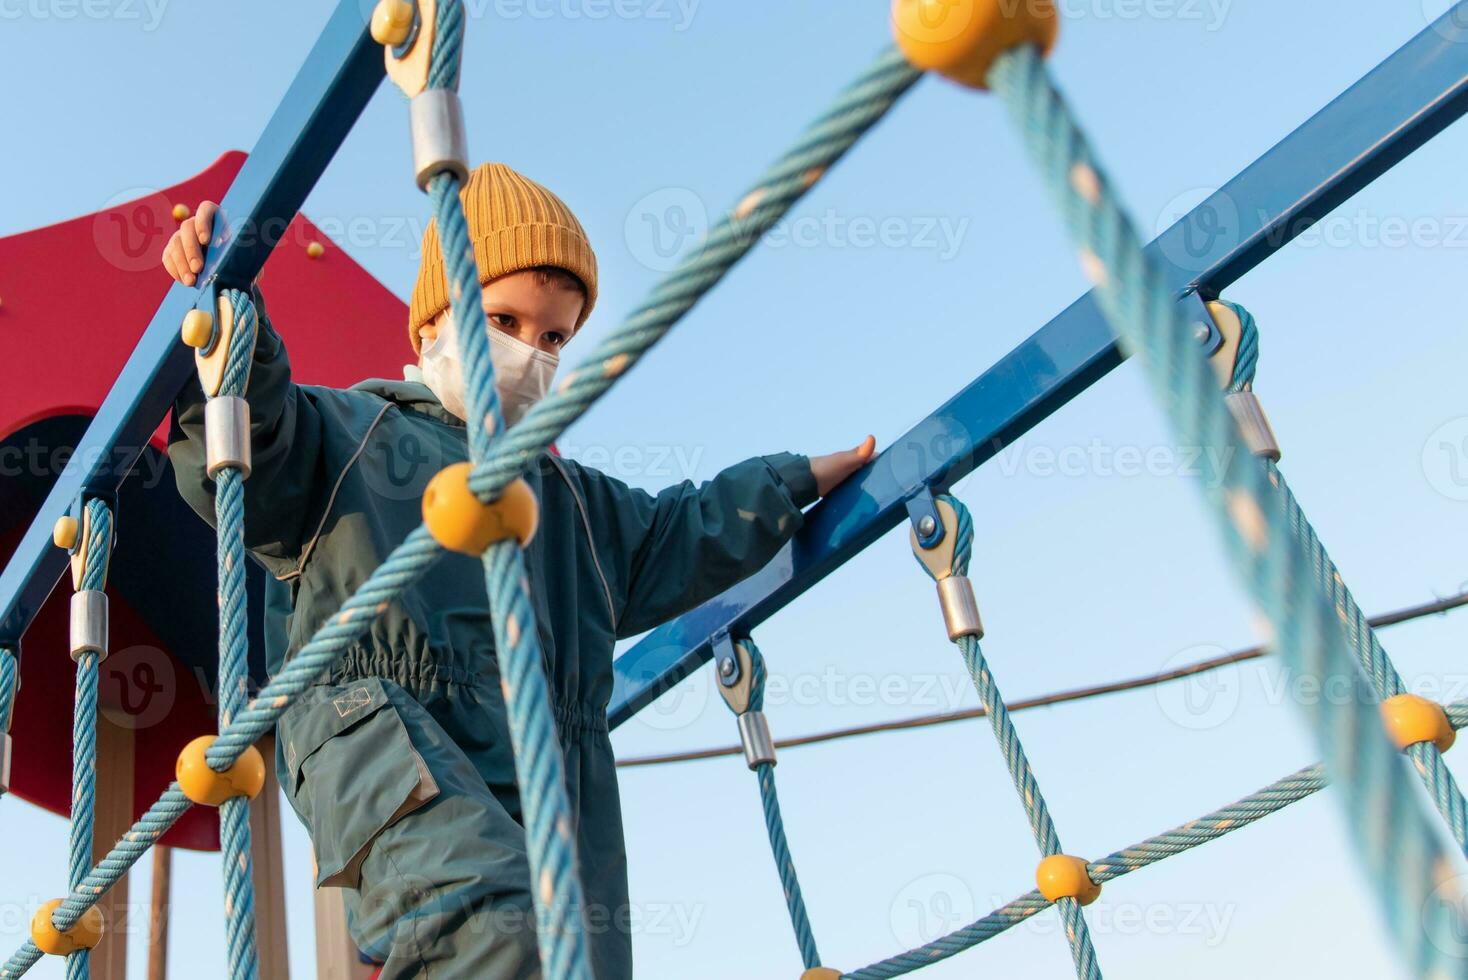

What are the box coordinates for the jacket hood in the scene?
[350,376,465,427]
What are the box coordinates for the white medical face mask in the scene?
[419,315,559,427]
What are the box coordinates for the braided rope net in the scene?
[1,10,1465,980]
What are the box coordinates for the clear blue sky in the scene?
[5,1,1468,977]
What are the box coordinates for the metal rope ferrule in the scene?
[205,396,252,479]
[0,733,11,795]
[937,575,984,641]
[738,710,776,769]
[69,590,108,664]
[410,88,469,191]
[1224,391,1281,462]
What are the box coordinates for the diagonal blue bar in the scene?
[608,5,1468,728]
[0,0,383,644]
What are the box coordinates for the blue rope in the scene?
[846,763,1326,979]
[0,27,921,980]
[987,44,1468,973]
[1215,299,1259,393]
[916,495,1100,980]
[756,765,819,968]
[0,646,16,740]
[210,287,261,980]
[422,5,590,975]
[2,786,193,978]
[63,498,110,980]
[721,641,821,968]
[1222,302,1468,854]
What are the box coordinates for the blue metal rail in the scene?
[608,7,1468,727]
[2,1,1467,736]
[0,0,383,644]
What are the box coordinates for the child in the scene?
[164,163,874,979]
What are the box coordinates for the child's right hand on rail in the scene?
[161,200,219,286]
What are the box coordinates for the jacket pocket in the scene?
[278,677,439,888]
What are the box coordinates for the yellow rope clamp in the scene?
[909,498,984,640]
[1205,301,1245,389]
[1205,301,1280,461]
[51,516,78,551]
[381,0,438,98]
[422,464,539,555]
[715,639,758,716]
[716,640,777,769]
[800,969,843,980]
[371,0,415,47]
[1380,694,1456,754]
[175,736,266,807]
[1036,854,1101,907]
[54,504,113,592]
[180,308,214,351]
[182,295,256,399]
[30,899,103,956]
[890,0,1058,89]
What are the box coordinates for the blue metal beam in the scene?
[0,0,383,644]
[608,5,1468,728]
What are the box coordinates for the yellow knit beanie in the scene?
[409,163,598,353]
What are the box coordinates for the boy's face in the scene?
[419,269,585,357]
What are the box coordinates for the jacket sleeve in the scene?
[167,286,327,574]
[575,453,818,639]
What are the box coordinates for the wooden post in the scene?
[250,734,291,980]
[91,717,134,980]
[147,845,171,980]
[313,873,374,980]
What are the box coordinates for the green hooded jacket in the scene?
[168,288,816,977]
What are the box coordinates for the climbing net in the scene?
[2,2,1467,978]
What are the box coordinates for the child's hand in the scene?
[161,200,219,287]
[810,435,876,496]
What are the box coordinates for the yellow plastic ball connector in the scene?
[176,735,266,807]
[800,970,843,980]
[1036,854,1101,906]
[422,464,539,555]
[52,515,79,551]
[891,0,1058,89]
[371,0,415,46]
[30,899,103,956]
[1380,694,1456,754]
[181,308,214,350]
[306,241,326,259]
[171,203,191,222]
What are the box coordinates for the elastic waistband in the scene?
[325,647,482,692]
[318,646,609,736]
[554,699,609,737]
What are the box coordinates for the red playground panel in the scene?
[0,152,412,849]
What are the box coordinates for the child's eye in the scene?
[488,314,515,331]
[543,332,566,348]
